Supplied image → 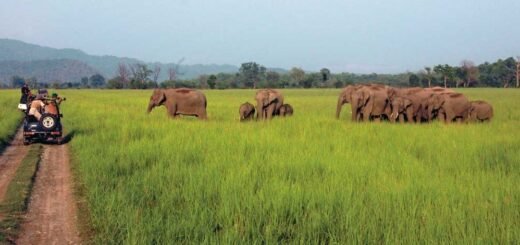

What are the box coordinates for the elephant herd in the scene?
[146,88,292,121]
[239,89,293,121]
[336,84,493,123]
[146,86,493,123]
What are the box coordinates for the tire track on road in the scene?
[17,144,81,245]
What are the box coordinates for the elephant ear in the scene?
[268,91,278,104]
[360,90,371,106]
[404,98,412,108]
[154,90,166,105]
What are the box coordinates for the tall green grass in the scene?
[0,90,24,146]
[56,89,520,243]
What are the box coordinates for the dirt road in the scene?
[17,144,81,245]
[0,128,30,202]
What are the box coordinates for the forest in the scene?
[2,57,518,90]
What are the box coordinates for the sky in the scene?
[1,0,519,73]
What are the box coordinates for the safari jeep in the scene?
[23,98,64,145]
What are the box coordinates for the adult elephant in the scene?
[147,88,207,119]
[336,85,389,122]
[336,85,365,121]
[427,92,470,123]
[387,96,413,123]
[255,89,284,120]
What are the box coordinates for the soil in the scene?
[16,144,81,245]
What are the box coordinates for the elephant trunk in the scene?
[147,102,155,114]
[336,97,344,119]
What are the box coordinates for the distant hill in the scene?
[0,59,98,84]
[0,38,239,84]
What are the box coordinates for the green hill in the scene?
[0,38,238,83]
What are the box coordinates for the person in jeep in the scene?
[20,83,31,104]
[28,94,45,120]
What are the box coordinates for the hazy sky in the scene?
[1,0,519,73]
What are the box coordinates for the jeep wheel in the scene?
[40,114,57,131]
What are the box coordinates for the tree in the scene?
[289,67,305,87]
[197,75,209,89]
[51,81,61,89]
[81,77,89,88]
[152,65,161,86]
[424,67,433,87]
[10,76,25,88]
[516,56,520,88]
[239,62,266,89]
[129,64,152,88]
[118,63,130,88]
[461,60,479,87]
[265,71,280,88]
[207,75,217,89]
[408,73,420,87]
[89,74,105,88]
[168,57,185,82]
[107,76,124,89]
[320,68,331,82]
[434,64,454,88]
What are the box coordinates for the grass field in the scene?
[0,91,23,146]
[3,88,520,243]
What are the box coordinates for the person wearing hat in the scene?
[28,94,45,120]
[51,92,65,105]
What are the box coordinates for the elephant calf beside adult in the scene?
[147,88,208,119]
[239,102,256,121]
[255,89,284,120]
[469,100,493,122]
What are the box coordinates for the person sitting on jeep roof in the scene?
[51,93,65,105]
[20,83,31,104]
[28,95,45,120]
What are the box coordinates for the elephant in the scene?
[425,86,456,94]
[255,89,284,120]
[147,88,207,119]
[336,84,389,122]
[239,102,256,121]
[336,85,367,121]
[468,100,493,122]
[386,96,413,123]
[427,92,470,123]
[279,104,294,117]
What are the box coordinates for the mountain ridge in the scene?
[0,38,242,84]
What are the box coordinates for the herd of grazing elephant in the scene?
[146,85,493,123]
[336,84,493,123]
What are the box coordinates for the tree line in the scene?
[2,57,518,89]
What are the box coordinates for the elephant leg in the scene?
[198,110,208,120]
[350,104,358,121]
[445,111,454,123]
[398,114,405,123]
[167,104,177,118]
[266,105,275,119]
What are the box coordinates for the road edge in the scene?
[69,149,96,244]
[0,144,42,243]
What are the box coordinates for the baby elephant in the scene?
[278,104,294,117]
[469,100,493,122]
[239,102,256,121]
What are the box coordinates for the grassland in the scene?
[0,91,23,146]
[3,88,520,243]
